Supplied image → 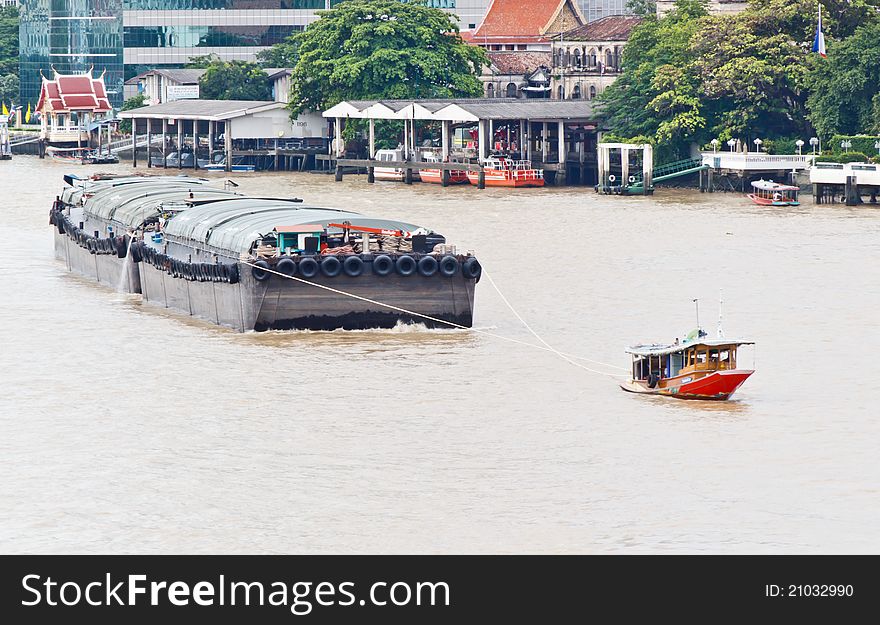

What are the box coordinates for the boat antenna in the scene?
[693,298,706,337]
[717,289,725,339]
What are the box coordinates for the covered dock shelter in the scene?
[118,100,327,172]
[322,98,600,184]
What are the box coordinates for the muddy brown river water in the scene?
[1,156,878,553]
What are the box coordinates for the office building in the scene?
[19,0,491,109]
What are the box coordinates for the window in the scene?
[486,83,495,98]
[589,49,597,67]
[557,85,564,100]
[506,82,517,98]
[589,85,596,99]
[572,84,581,99]
[573,49,581,68]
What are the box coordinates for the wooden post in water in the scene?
[177,119,183,170]
[193,121,199,170]
[224,121,232,172]
[162,119,168,168]
[367,162,374,183]
[557,120,566,185]
[405,166,413,185]
[274,137,279,171]
[442,168,450,187]
[335,164,343,182]
[478,167,485,189]
[845,175,860,205]
[146,118,152,167]
[131,120,137,167]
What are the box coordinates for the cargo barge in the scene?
[50,174,480,331]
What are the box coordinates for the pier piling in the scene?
[335,165,343,182]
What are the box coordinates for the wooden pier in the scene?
[810,162,880,205]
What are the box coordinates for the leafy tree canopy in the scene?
[199,60,272,101]
[286,0,488,116]
[118,94,147,133]
[256,35,300,69]
[0,73,18,105]
[806,21,880,137]
[0,5,19,78]
[599,0,880,159]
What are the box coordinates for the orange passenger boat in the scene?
[619,329,754,400]
[466,157,544,188]
[419,152,469,185]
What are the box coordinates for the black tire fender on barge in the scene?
[252,260,271,281]
[418,255,438,277]
[343,255,364,277]
[372,255,393,276]
[395,255,416,276]
[227,263,240,284]
[439,255,458,277]
[276,257,296,277]
[298,257,318,278]
[462,257,482,281]
[321,256,342,277]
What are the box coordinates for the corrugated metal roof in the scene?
[326,98,596,121]
[143,69,207,84]
[118,99,283,121]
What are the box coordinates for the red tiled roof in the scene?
[471,0,582,43]
[488,51,552,74]
[36,71,113,113]
[562,15,643,41]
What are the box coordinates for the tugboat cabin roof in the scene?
[626,339,754,357]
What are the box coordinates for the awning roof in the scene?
[626,339,755,357]
[118,99,285,121]
[323,98,597,122]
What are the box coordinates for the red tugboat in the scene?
[620,300,754,400]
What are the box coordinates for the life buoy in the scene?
[439,255,458,277]
[628,175,636,183]
[298,257,319,278]
[372,254,393,276]
[418,255,438,277]
[252,260,271,281]
[608,174,617,183]
[647,373,660,389]
[343,255,364,277]
[321,256,342,277]
[276,256,296,277]
[395,255,417,276]
[462,257,482,280]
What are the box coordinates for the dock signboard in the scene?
[166,85,200,102]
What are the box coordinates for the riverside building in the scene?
[19,0,491,110]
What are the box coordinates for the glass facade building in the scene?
[20,0,491,109]
[578,0,634,23]
[20,0,125,109]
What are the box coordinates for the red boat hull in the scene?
[420,169,469,184]
[747,194,799,207]
[620,369,754,401]
[666,369,754,400]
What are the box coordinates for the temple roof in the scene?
[561,15,643,42]
[36,69,113,114]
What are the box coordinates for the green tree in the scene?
[598,0,709,160]
[625,0,657,17]
[806,21,880,137]
[0,73,18,105]
[256,34,300,68]
[0,5,19,79]
[199,60,272,101]
[118,93,147,134]
[287,0,487,116]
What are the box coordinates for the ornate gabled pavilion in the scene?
[36,68,113,146]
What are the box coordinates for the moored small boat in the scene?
[620,329,754,400]
[419,152,468,185]
[747,179,800,206]
[466,157,544,188]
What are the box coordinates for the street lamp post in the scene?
[710,138,718,153]
[795,139,804,155]
[809,137,819,155]
[874,140,880,158]
[727,138,736,153]
[841,139,852,153]
[753,138,762,153]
